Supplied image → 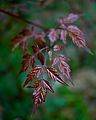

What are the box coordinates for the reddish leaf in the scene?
[11,34,23,51]
[46,67,67,85]
[23,53,31,59]
[20,41,27,52]
[52,55,71,79]
[26,80,41,88]
[35,33,46,49]
[32,86,47,112]
[58,54,70,61]
[22,27,32,36]
[52,54,70,66]
[23,66,42,87]
[52,57,59,66]
[68,25,87,48]
[20,53,31,73]
[42,80,54,93]
[11,27,32,51]
[63,13,79,24]
[58,61,71,79]
[38,52,45,65]
[48,29,58,43]
[58,13,79,25]
[32,45,45,65]
[53,45,64,51]
[20,60,29,73]
[32,45,39,53]
[60,30,67,44]
[20,53,35,73]
[30,57,35,68]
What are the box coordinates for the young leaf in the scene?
[48,29,58,43]
[32,86,47,112]
[58,54,70,61]
[35,33,46,49]
[20,53,31,73]
[46,67,67,85]
[32,45,45,65]
[20,41,27,53]
[60,30,67,44]
[23,66,42,87]
[20,53,35,73]
[63,13,79,24]
[52,55,71,79]
[53,45,64,51]
[26,80,41,88]
[52,54,70,66]
[42,80,54,93]
[38,52,45,65]
[68,25,87,48]
[11,27,32,52]
[58,61,71,79]
[11,34,23,51]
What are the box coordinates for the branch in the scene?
[0,8,47,31]
[33,46,48,58]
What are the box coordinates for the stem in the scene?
[0,8,47,31]
[33,46,48,58]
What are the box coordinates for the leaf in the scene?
[33,87,47,103]
[23,66,42,87]
[32,86,47,112]
[21,27,32,36]
[32,45,45,65]
[11,27,32,51]
[20,53,31,73]
[26,80,41,88]
[48,29,58,43]
[23,53,31,59]
[53,45,64,51]
[30,57,35,68]
[68,25,87,48]
[35,33,46,49]
[58,61,71,79]
[60,30,67,44]
[52,54,70,66]
[38,52,45,65]
[20,60,29,73]
[58,54,70,61]
[52,55,71,79]
[20,53,35,73]
[46,67,67,85]
[32,45,39,53]
[63,13,79,24]
[20,41,27,53]
[11,34,23,51]
[52,57,59,66]
[42,80,54,93]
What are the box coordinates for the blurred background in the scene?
[0,0,96,120]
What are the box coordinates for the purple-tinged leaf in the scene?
[42,80,54,93]
[52,54,70,66]
[46,67,67,85]
[64,13,79,24]
[53,45,64,51]
[23,66,42,87]
[58,61,71,79]
[60,30,67,44]
[68,25,87,48]
[48,29,58,43]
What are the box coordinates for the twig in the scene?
[0,8,47,31]
[33,46,48,58]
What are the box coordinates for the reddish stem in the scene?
[0,8,47,31]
